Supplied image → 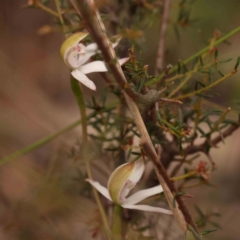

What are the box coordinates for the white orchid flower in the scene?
[86,159,172,214]
[60,32,129,91]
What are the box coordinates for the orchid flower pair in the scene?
[86,159,172,214]
[60,32,129,91]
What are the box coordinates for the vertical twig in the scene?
[155,0,172,74]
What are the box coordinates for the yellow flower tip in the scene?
[60,32,88,67]
[107,159,144,205]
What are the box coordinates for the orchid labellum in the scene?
[60,32,129,91]
[86,159,172,214]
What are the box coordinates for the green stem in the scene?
[54,0,64,26]
[168,73,191,98]
[70,77,111,238]
[210,107,231,133]
[112,205,122,240]
[0,119,81,166]
[37,2,59,17]
[165,62,214,84]
[174,70,236,100]
[70,78,88,143]
[146,25,240,86]
[171,171,196,181]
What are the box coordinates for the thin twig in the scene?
[158,64,172,86]
[147,24,240,86]
[67,0,83,18]
[155,0,172,74]
[37,2,59,17]
[174,70,237,100]
[185,124,240,155]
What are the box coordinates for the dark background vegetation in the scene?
[0,0,240,239]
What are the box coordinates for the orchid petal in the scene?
[85,37,121,54]
[66,44,86,69]
[119,57,129,66]
[85,179,112,201]
[127,159,145,187]
[79,57,129,75]
[78,52,97,66]
[71,69,96,91]
[112,37,121,48]
[124,185,163,205]
[81,37,122,66]
[122,204,172,215]
[85,43,98,53]
[78,61,108,74]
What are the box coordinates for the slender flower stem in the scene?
[37,2,59,17]
[70,78,88,142]
[70,77,111,237]
[112,205,122,240]
[146,25,240,86]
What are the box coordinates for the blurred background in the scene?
[0,0,240,239]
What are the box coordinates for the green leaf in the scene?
[192,57,198,69]
[218,70,224,77]
[199,56,204,66]
[202,228,218,235]
[177,60,182,74]
[188,225,202,240]
[178,138,184,156]
[214,48,218,59]
[41,0,50,5]
[234,56,240,70]
[131,151,141,156]
[223,119,239,126]
[219,58,233,63]
[194,205,205,218]
[174,26,181,41]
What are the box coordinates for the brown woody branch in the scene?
[161,124,240,169]
[184,124,239,155]
[155,0,172,73]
